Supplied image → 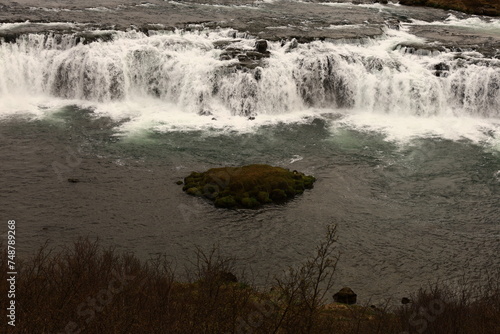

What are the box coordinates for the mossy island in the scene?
[181,164,315,209]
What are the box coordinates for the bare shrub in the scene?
[1,231,498,334]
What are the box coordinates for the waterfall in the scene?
[1,28,499,118]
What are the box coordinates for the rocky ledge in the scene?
[181,164,315,209]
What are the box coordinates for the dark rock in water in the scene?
[434,62,450,71]
[198,108,213,116]
[220,48,267,70]
[75,31,116,44]
[385,19,401,30]
[254,67,263,81]
[283,38,299,53]
[434,62,450,77]
[67,178,80,183]
[181,164,316,209]
[234,60,259,70]
[395,43,445,56]
[213,39,242,49]
[254,39,268,53]
[246,50,270,60]
[401,297,411,304]
[248,116,256,120]
[333,287,357,305]
[219,53,232,61]
[0,32,20,44]
[237,54,250,62]
[175,180,183,185]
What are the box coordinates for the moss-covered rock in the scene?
[181,164,316,209]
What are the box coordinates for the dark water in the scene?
[1,105,498,303]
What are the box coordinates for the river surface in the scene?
[0,0,499,303]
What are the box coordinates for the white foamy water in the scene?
[408,14,500,33]
[0,21,79,31]
[29,7,73,13]
[0,25,499,144]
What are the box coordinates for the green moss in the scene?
[181,164,316,209]
[241,197,260,208]
[186,187,201,196]
[270,189,287,202]
[257,191,272,204]
[214,195,237,208]
[303,176,316,189]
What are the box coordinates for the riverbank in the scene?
[1,237,498,333]
[400,0,500,16]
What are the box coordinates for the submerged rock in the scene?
[181,164,315,209]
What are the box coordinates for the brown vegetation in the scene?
[1,226,499,333]
[399,0,500,16]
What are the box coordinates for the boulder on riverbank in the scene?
[333,287,357,305]
[181,164,315,209]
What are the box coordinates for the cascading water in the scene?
[1,27,499,122]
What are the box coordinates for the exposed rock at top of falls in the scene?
[0,22,119,45]
[394,43,446,56]
[0,1,434,42]
[254,40,268,54]
[217,39,271,70]
[1,0,498,58]
[405,25,500,59]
